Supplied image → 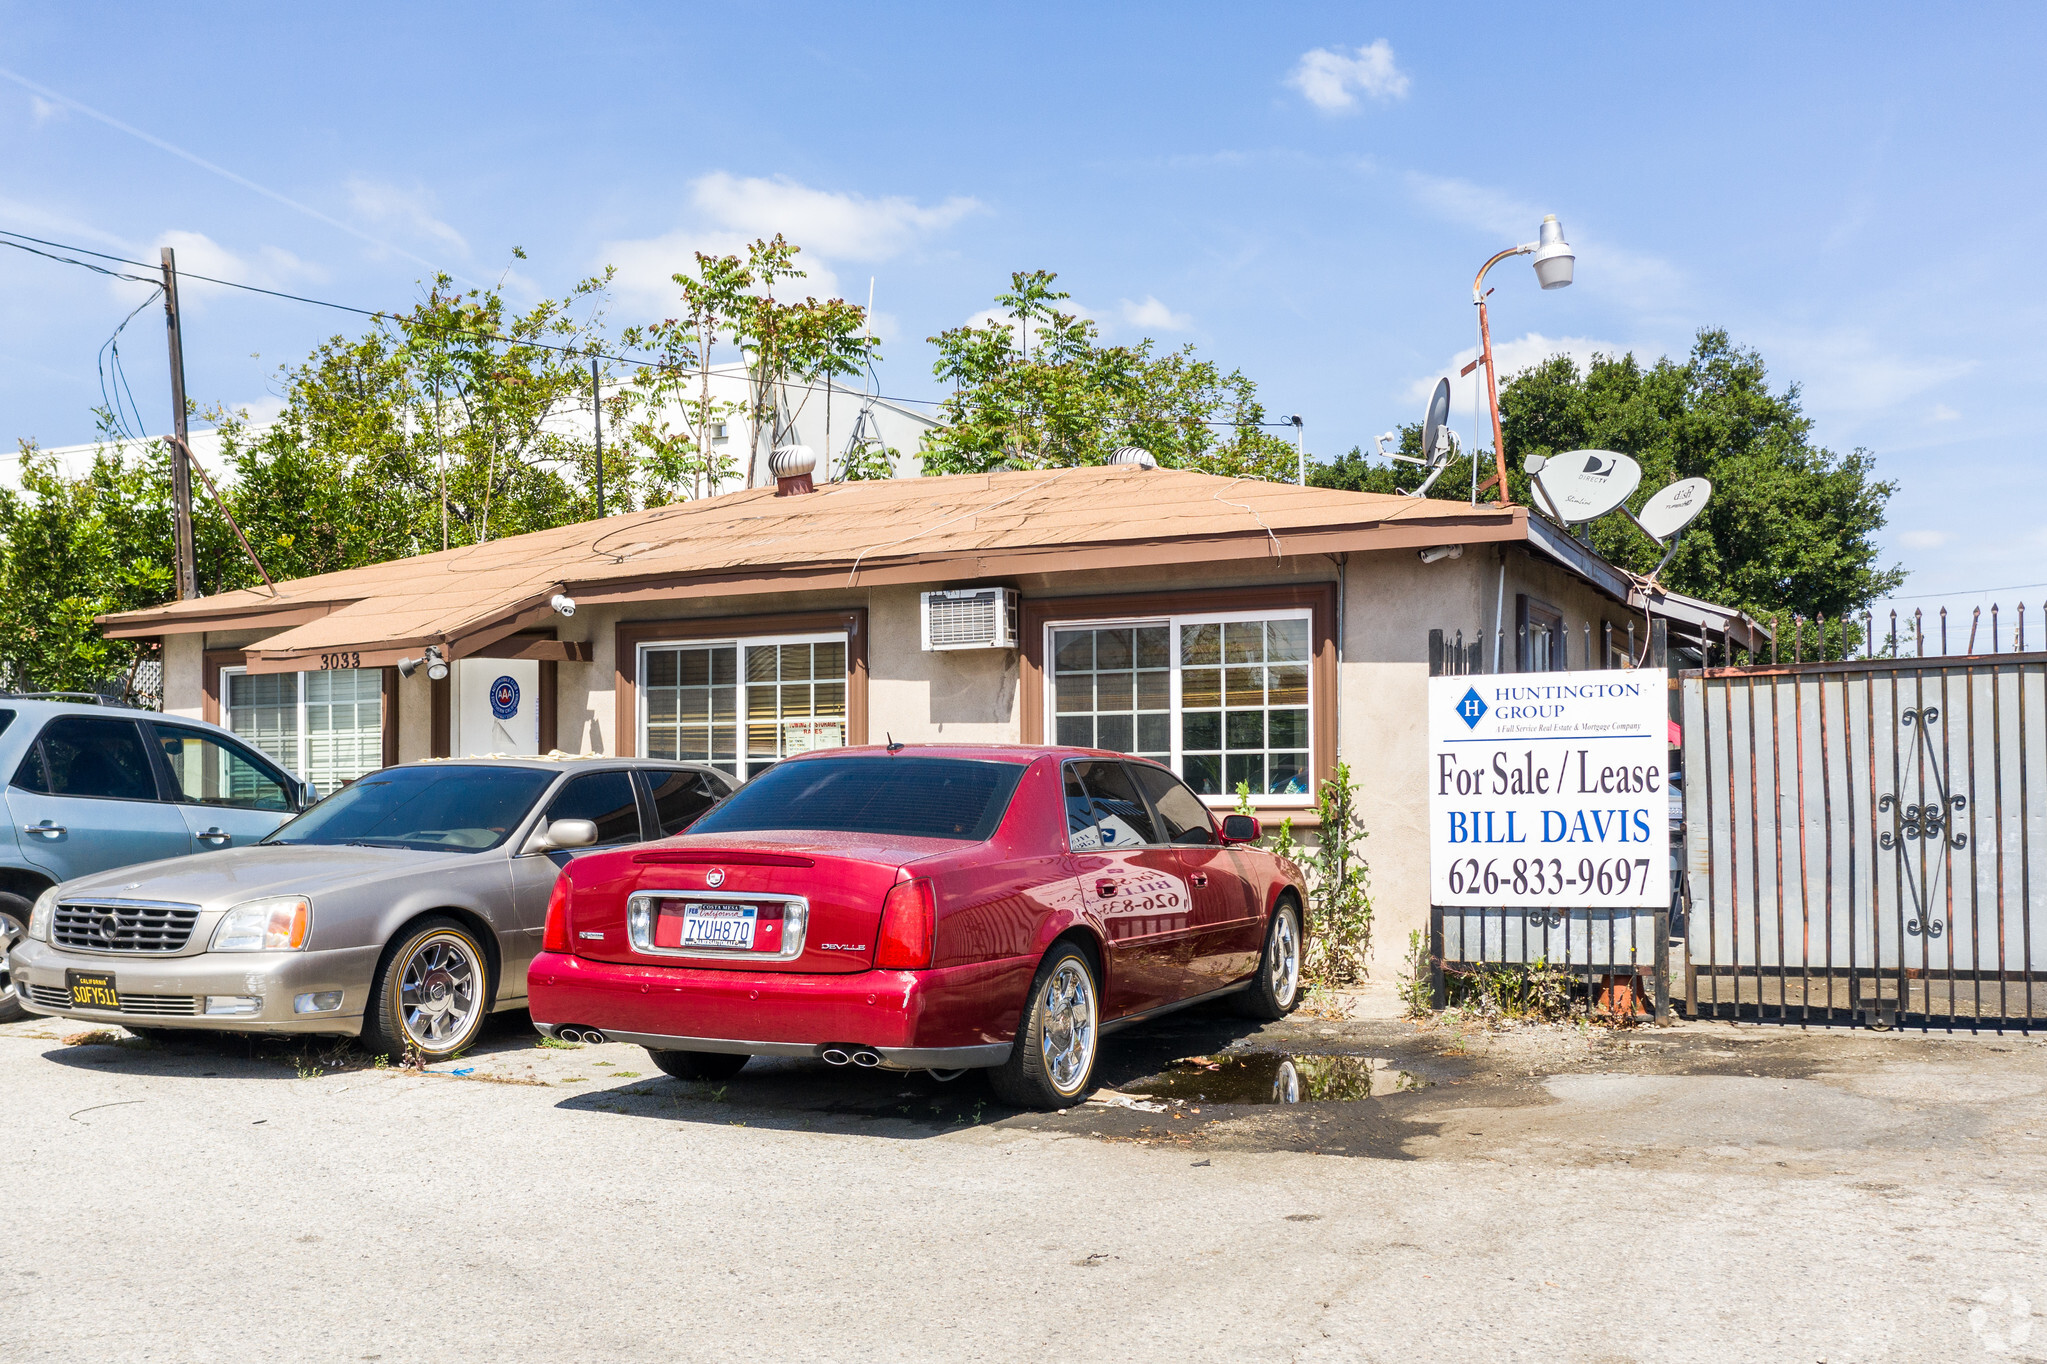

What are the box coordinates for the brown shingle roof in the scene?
[100,465,1527,668]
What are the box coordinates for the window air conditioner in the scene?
[921,587,1020,651]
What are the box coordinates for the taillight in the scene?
[874,878,936,969]
[542,874,573,954]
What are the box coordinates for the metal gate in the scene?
[1682,652,2047,1029]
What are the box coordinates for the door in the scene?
[148,722,300,853]
[1066,759,1198,1015]
[1129,762,1263,989]
[4,715,191,882]
[508,769,647,990]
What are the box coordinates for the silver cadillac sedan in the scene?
[7,756,733,1060]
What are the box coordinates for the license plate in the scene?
[678,903,757,949]
[66,970,120,1011]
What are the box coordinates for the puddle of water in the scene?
[1128,1053,1429,1105]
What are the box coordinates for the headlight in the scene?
[211,896,312,952]
[26,887,57,943]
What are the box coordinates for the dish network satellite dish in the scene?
[1379,377,1458,497]
[1532,449,1642,524]
[1634,476,1712,541]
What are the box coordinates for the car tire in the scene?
[989,940,1100,1109]
[1233,897,1304,1020]
[0,891,33,1024]
[646,1048,749,1082]
[360,916,493,1063]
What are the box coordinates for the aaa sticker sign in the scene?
[1428,669,1669,908]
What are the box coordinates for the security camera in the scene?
[1418,544,1464,564]
[550,593,576,618]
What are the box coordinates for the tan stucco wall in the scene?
[161,633,203,721]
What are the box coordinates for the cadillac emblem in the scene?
[98,914,121,944]
[706,868,726,888]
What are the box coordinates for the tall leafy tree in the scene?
[921,271,1296,479]
[1311,330,1903,630]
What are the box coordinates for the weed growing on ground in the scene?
[64,1030,123,1047]
[610,1071,643,1079]
[1399,930,1433,1019]
[295,1060,324,1080]
[537,1037,581,1050]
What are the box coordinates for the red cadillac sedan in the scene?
[527,745,1308,1108]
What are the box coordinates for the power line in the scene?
[0,226,1304,429]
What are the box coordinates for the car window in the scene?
[644,769,722,837]
[1130,763,1215,846]
[19,716,158,801]
[1067,759,1159,851]
[545,770,643,846]
[0,709,14,739]
[691,756,1024,842]
[262,765,554,853]
[150,723,295,812]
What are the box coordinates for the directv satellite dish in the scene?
[1635,477,1713,541]
[1533,449,1642,524]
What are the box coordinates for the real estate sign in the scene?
[1428,669,1669,908]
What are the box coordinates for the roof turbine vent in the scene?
[1107,446,1157,470]
[769,444,817,497]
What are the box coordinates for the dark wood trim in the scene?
[612,609,868,759]
[430,676,451,759]
[1019,583,1339,802]
[200,648,246,726]
[380,667,400,767]
[538,660,558,754]
[470,637,593,662]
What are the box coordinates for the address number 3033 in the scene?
[318,652,363,670]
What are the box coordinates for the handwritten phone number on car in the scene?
[1445,856,1655,899]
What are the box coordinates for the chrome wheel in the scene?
[397,932,483,1050]
[1037,960,1096,1096]
[1270,905,1301,1008]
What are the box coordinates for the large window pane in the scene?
[227,671,296,775]
[1051,623,1169,765]
[643,644,740,776]
[304,669,382,796]
[644,636,846,779]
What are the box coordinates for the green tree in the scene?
[1311,330,1903,633]
[921,270,1296,478]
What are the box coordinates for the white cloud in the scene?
[28,95,62,125]
[1930,403,1961,422]
[1287,41,1410,113]
[1405,172,1535,239]
[1900,530,1948,549]
[1119,295,1192,331]
[346,178,468,257]
[1406,332,1634,421]
[149,229,325,304]
[0,196,130,250]
[1760,326,1974,420]
[600,172,980,313]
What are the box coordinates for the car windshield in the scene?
[262,765,555,853]
[689,756,1025,842]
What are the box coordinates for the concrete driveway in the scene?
[3,1000,2043,1363]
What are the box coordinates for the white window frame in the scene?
[218,665,385,797]
[1044,607,1314,809]
[636,630,851,780]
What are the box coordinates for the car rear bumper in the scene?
[528,949,1032,1071]
[8,937,374,1034]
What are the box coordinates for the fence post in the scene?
[1429,904,1446,1009]
[1653,908,1672,1023]
[1428,628,1446,677]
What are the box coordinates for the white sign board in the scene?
[454,658,540,757]
[1429,669,1668,908]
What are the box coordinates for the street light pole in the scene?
[1468,215,1574,508]
[1287,414,1305,484]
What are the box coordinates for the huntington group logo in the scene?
[1455,687,1487,730]
[490,675,521,721]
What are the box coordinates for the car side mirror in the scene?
[1219,814,1261,845]
[523,818,599,855]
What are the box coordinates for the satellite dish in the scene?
[1635,477,1713,541]
[1420,378,1451,465]
[1533,449,1642,523]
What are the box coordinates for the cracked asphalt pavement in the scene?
[3,1000,2044,1363]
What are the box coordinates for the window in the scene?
[223,667,384,797]
[1049,612,1311,804]
[544,771,642,846]
[1519,596,1565,672]
[150,724,294,811]
[1065,760,1159,851]
[17,717,159,801]
[640,634,848,780]
[1129,763,1215,846]
[645,769,723,836]
[264,765,553,853]
[693,756,1024,842]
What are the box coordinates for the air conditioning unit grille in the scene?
[921,588,1019,651]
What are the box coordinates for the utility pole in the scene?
[1287,414,1305,485]
[160,247,198,599]
[591,358,605,518]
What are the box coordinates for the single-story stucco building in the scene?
[99,461,1763,975]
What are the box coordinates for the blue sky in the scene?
[1,2,2039,611]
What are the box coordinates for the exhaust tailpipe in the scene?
[556,1028,584,1043]
[581,1029,605,1045]
[851,1049,882,1068]
[821,1048,851,1066]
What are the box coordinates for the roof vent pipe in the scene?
[1107,446,1157,469]
[769,445,817,496]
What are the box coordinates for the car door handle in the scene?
[26,820,65,838]
[1096,879,1119,898]
[1191,873,1208,887]
[196,827,231,845]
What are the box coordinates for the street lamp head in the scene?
[1531,215,1575,290]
